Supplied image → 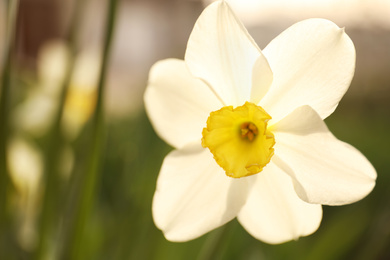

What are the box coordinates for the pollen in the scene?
[202,102,275,178]
[240,122,258,141]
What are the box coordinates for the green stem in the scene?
[34,0,87,258]
[0,0,19,251]
[196,225,231,260]
[65,0,119,259]
[34,42,75,260]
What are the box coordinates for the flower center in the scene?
[240,122,258,141]
[202,102,275,178]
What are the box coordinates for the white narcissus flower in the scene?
[7,137,43,249]
[13,40,100,140]
[144,0,376,244]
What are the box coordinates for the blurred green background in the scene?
[1,0,389,259]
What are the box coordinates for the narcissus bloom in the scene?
[144,0,376,244]
[13,40,100,140]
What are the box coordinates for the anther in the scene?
[240,122,258,141]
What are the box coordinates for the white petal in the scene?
[250,55,273,104]
[185,0,262,106]
[261,19,356,122]
[238,162,322,244]
[272,106,376,205]
[144,59,222,149]
[153,144,248,242]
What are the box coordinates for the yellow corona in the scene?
[202,102,275,178]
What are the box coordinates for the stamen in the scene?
[240,122,258,141]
